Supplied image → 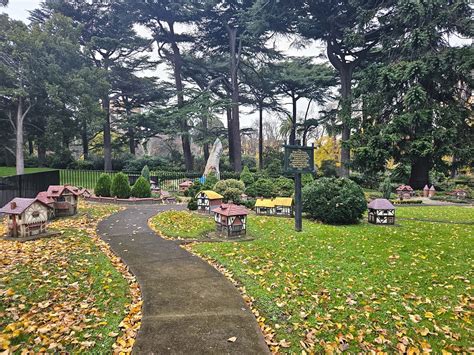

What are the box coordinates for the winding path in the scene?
[97,204,269,354]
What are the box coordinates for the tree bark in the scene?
[81,117,89,160]
[228,25,242,172]
[202,113,209,161]
[339,64,353,177]
[258,104,264,170]
[102,96,112,171]
[37,140,46,166]
[16,97,25,175]
[226,106,234,166]
[169,23,193,171]
[125,107,135,155]
[409,156,430,190]
[290,93,297,145]
[28,136,34,155]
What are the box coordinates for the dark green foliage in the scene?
[185,181,202,198]
[110,172,131,199]
[380,177,392,199]
[273,176,294,197]
[246,178,274,198]
[222,187,242,203]
[302,173,314,187]
[141,165,150,181]
[214,179,245,194]
[241,199,256,209]
[302,178,367,224]
[240,166,255,186]
[202,172,218,190]
[95,173,112,197]
[320,160,338,177]
[187,198,198,210]
[131,176,151,198]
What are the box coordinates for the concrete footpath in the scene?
[97,204,269,355]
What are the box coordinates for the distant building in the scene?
[0,198,52,238]
[196,190,223,213]
[213,203,248,237]
[368,198,395,225]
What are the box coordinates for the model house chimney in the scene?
[10,201,16,209]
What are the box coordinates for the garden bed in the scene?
[0,202,141,353]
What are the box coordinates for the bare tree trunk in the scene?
[169,23,193,172]
[102,96,112,171]
[258,104,264,170]
[202,113,209,161]
[290,94,297,145]
[226,106,234,166]
[125,107,135,155]
[339,65,353,178]
[28,136,34,155]
[16,97,25,175]
[82,117,89,160]
[409,156,430,190]
[228,25,242,172]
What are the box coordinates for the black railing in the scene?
[0,170,60,206]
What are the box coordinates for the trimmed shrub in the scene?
[95,173,112,197]
[111,172,131,199]
[246,178,274,198]
[131,176,151,198]
[187,198,198,210]
[222,187,243,203]
[302,177,367,224]
[185,181,202,198]
[379,176,392,199]
[214,179,245,195]
[141,165,150,181]
[273,176,294,197]
[240,166,255,186]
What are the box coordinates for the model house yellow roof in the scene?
[273,197,293,206]
[198,190,223,200]
[255,198,275,208]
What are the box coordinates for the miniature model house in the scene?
[0,198,52,238]
[428,185,436,197]
[35,191,55,219]
[255,198,275,215]
[213,203,248,237]
[396,185,414,199]
[449,189,468,199]
[423,185,430,197]
[179,180,193,193]
[273,197,294,217]
[46,185,80,217]
[368,198,395,225]
[196,190,223,213]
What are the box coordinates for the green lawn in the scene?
[0,203,135,353]
[149,210,215,239]
[173,206,474,353]
[0,167,55,177]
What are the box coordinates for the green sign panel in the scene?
[284,145,315,174]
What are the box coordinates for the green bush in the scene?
[131,176,151,198]
[95,173,112,197]
[379,176,392,199]
[141,165,150,181]
[185,181,202,198]
[273,176,294,197]
[240,166,255,186]
[222,187,243,203]
[203,172,219,190]
[111,172,131,199]
[302,177,367,224]
[302,173,314,187]
[214,179,245,195]
[241,199,256,209]
[187,198,198,210]
[320,160,338,177]
[246,178,274,198]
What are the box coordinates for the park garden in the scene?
[0,0,473,353]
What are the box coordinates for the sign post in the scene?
[284,142,315,232]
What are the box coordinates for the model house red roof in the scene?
[368,198,395,210]
[213,203,248,217]
[36,191,54,205]
[46,185,80,197]
[0,198,50,215]
[396,185,413,191]
[179,180,193,187]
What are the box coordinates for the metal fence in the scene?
[0,170,60,206]
[59,169,240,191]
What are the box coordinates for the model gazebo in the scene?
[396,185,414,199]
[368,198,395,225]
[213,203,248,237]
[0,198,52,238]
[196,190,223,213]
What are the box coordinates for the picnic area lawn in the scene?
[149,210,214,239]
[177,206,474,353]
[0,202,140,353]
[0,167,55,177]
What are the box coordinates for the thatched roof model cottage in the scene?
[196,190,223,213]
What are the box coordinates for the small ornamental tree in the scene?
[185,181,202,197]
[302,177,367,224]
[141,165,150,181]
[380,176,392,199]
[240,166,255,186]
[202,172,219,190]
[246,178,274,198]
[187,198,198,210]
[214,179,245,195]
[131,176,151,198]
[223,187,243,203]
[273,176,294,197]
[111,172,131,199]
[95,173,112,197]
